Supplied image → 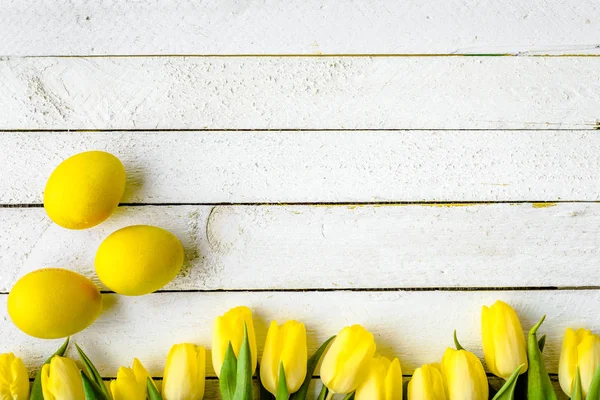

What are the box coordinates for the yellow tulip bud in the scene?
[41,356,85,400]
[355,356,403,400]
[408,364,447,400]
[559,328,600,397]
[441,348,488,400]
[481,300,528,379]
[162,344,206,400]
[0,352,29,399]
[320,324,377,394]
[212,306,257,378]
[110,358,154,400]
[260,320,308,395]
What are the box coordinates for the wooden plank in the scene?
[1,57,599,130]
[2,290,596,378]
[1,0,598,56]
[2,203,599,291]
[3,131,600,204]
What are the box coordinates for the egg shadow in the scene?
[101,293,119,314]
[121,163,146,203]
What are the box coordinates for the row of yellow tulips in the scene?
[1,301,599,400]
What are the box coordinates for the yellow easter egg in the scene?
[8,268,102,339]
[95,225,184,296]
[44,151,126,229]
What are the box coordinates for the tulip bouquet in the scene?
[3,301,600,400]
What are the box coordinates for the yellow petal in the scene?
[482,301,527,379]
[260,320,307,395]
[577,331,600,396]
[163,344,205,400]
[385,358,403,400]
[355,356,391,400]
[42,356,85,400]
[481,305,497,376]
[0,353,29,399]
[441,348,488,400]
[279,321,308,394]
[408,364,447,400]
[41,364,55,400]
[260,321,281,395]
[321,325,377,394]
[111,367,144,400]
[559,328,581,396]
[212,306,257,378]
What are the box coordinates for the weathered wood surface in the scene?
[2,131,600,204]
[1,0,598,56]
[1,57,599,130]
[2,203,599,292]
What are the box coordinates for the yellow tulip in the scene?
[559,328,600,397]
[212,306,257,378]
[162,344,206,400]
[355,356,403,400]
[0,352,29,399]
[260,320,308,395]
[481,300,528,379]
[408,364,447,400]
[320,324,377,394]
[110,358,154,400]
[441,348,488,400]
[41,356,85,400]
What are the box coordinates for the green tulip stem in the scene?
[233,322,253,400]
[453,330,465,351]
[316,386,328,400]
[586,364,600,399]
[325,392,335,400]
[572,367,584,400]
[492,364,525,400]
[276,362,289,400]
[526,315,557,400]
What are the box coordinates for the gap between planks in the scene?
[1,287,599,296]
[11,53,600,58]
[0,200,592,208]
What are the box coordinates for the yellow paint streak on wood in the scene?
[420,203,475,207]
[532,202,557,208]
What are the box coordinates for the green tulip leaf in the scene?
[538,334,546,353]
[30,337,70,400]
[316,385,328,400]
[80,371,110,400]
[276,362,289,400]
[453,330,465,351]
[526,316,557,400]
[220,342,238,400]
[233,322,254,400]
[342,393,356,400]
[147,377,163,400]
[290,335,336,400]
[572,368,584,400]
[586,364,600,400]
[492,364,525,400]
[76,343,112,400]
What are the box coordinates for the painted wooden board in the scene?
[1,0,598,56]
[1,57,599,130]
[3,131,600,204]
[1,290,595,377]
[2,203,599,292]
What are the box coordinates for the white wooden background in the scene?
[2,1,600,398]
